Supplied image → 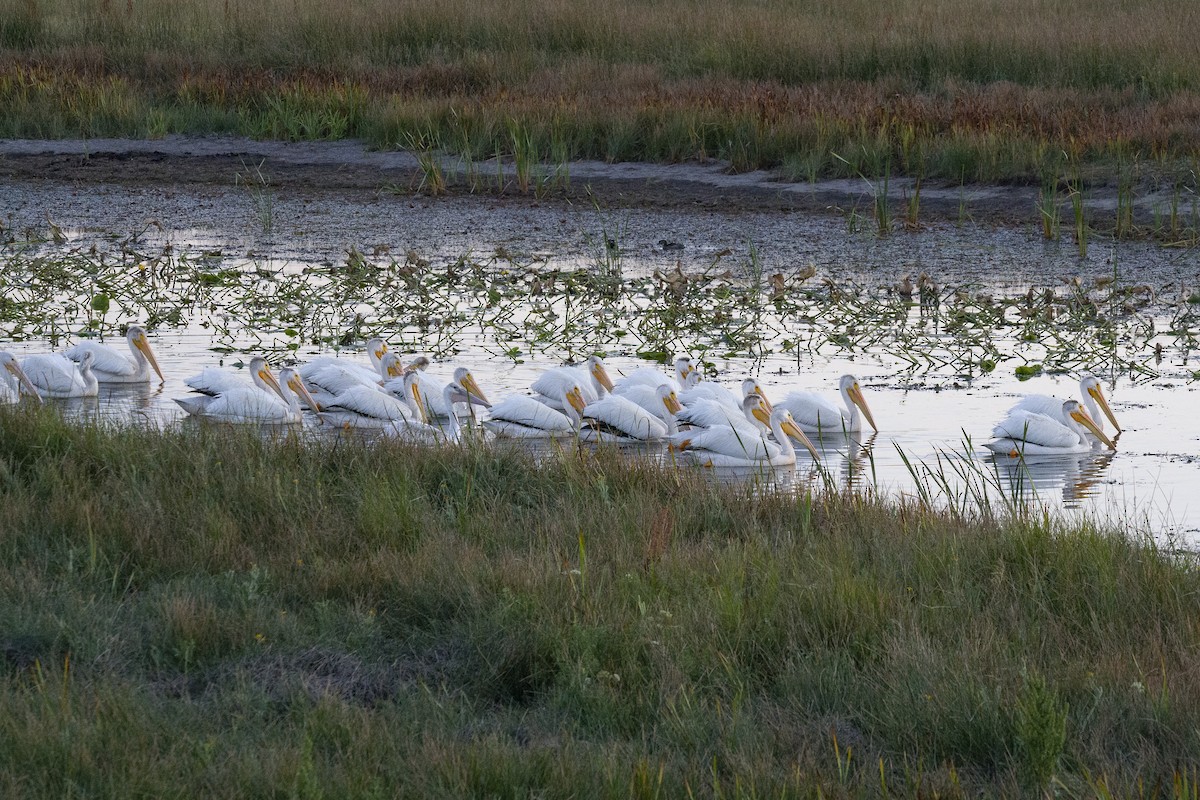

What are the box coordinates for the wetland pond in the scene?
[3,167,1200,543]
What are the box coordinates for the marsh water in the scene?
[3,169,1199,542]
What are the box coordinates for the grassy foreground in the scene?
[1,0,1199,184]
[1,407,1199,797]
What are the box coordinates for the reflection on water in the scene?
[984,448,1118,508]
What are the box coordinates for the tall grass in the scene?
[1,0,1199,182]
[1,406,1199,797]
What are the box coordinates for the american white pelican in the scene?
[404,366,491,419]
[484,385,587,438]
[318,370,425,429]
[673,407,820,467]
[22,350,99,398]
[303,349,400,405]
[676,394,769,433]
[299,337,390,385]
[985,400,1116,456]
[185,356,277,396]
[63,325,164,384]
[532,355,616,409]
[1010,373,1120,436]
[176,361,319,423]
[679,378,772,413]
[774,374,877,433]
[383,382,468,443]
[579,384,683,443]
[613,356,695,394]
[0,352,42,404]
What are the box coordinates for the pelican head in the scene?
[0,352,42,402]
[453,367,491,408]
[658,384,684,415]
[1065,400,1115,450]
[380,352,406,379]
[840,374,878,432]
[366,337,388,362]
[1081,373,1120,432]
[565,385,587,415]
[776,409,821,461]
[406,355,431,372]
[674,356,694,386]
[404,370,428,423]
[588,355,616,393]
[255,360,284,400]
[745,394,771,427]
[280,367,321,412]
[127,325,165,383]
[742,378,774,414]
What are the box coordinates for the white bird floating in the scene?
[1010,372,1120,438]
[484,385,587,438]
[774,374,877,433]
[579,384,682,443]
[676,394,770,434]
[22,350,99,398]
[0,352,42,404]
[678,378,771,413]
[613,356,695,395]
[318,370,425,429]
[532,355,616,410]
[175,359,320,423]
[403,366,491,420]
[672,407,820,467]
[985,399,1116,456]
[64,325,164,384]
[299,337,390,386]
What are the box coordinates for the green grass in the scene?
[1,0,1199,185]
[1,405,1199,797]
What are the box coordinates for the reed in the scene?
[1,0,1198,183]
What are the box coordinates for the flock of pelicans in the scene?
[0,326,1124,466]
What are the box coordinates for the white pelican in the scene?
[985,400,1116,456]
[613,356,695,394]
[1010,373,1120,436]
[532,355,616,409]
[22,350,99,398]
[673,407,820,467]
[676,394,769,433]
[679,378,772,413]
[185,356,277,396]
[774,374,877,433]
[299,337,390,384]
[579,384,683,443]
[63,325,164,384]
[176,362,319,423]
[382,382,468,444]
[484,385,587,438]
[318,370,425,429]
[402,366,491,419]
[303,349,400,405]
[0,352,42,404]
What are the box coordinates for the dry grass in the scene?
[1,0,1199,181]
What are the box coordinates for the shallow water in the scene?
[2,178,1198,542]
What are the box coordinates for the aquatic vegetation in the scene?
[0,227,1182,383]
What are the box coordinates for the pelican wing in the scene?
[1011,394,1064,420]
[186,368,250,396]
[22,354,89,396]
[678,383,739,409]
[532,366,595,408]
[485,395,575,436]
[303,364,379,396]
[582,395,668,440]
[606,384,665,416]
[64,341,138,379]
[991,410,1078,448]
[613,367,678,394]
[324,385,416,423]
[676,399,760,431]
[672,425,780,460]
[775,392,850,430]
[299,357,380,383]
[176,387,292,423]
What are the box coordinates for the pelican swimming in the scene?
[1010,373,1120,437]
[403,366,491,419]
[383,381,470,444]
[484,385,587,438]
[63,325,164,384]
[0,352,42,404]
[774,374,877,433]
[318,369,425,429]
[532,355,616,410]
[672,407,820,467]
[678,378,772,413]
[176,361,319,423]
[613,356,695,394]
[22,350,99,398]
[185,356,278,396]
[303,349,400,405]
[985,400,1116,456]
[579,384,682,442]
[676,394,770,434]
[299,337,390,385]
